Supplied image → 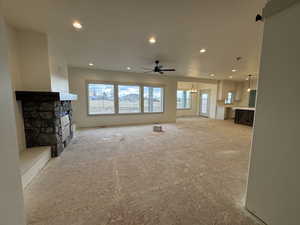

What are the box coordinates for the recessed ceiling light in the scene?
[149,37,156,44]
[232,69,237,72]
[200,49,207,53]
[229,76,233,79]
[127,66,131,70]
[73,21,83,30]
[88,63,94,66]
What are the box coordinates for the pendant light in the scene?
[247,75,252,92]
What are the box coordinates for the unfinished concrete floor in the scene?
[25,118,260,225]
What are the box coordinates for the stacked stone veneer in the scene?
[22,101,73,157]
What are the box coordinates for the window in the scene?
[144,87,164,113]
[177,90,191,109]
[88,84,115,115]
[225,92,234,104]
[118,85,141,113]
[87,83,165,115]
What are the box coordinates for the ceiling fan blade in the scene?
[160,69,176,72]
[141,67,153,70]
[143,70,153,73]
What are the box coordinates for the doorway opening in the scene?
[176,81,217,119]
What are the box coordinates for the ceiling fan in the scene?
[143,60,176,74]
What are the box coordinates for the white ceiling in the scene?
[2,0,266,80]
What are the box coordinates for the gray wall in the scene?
[0,12,26,225]
[246,2,300,225]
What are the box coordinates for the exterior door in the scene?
[199,90,210,117]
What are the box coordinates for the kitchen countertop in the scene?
[232,107,255,111]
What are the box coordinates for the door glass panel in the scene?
[201,93,208,114]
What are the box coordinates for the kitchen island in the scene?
[233,107,255,126]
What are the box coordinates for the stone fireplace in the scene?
[16,91,77,157]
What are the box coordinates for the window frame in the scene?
[86,81,165,116]
[118,84,142,114]
[143,86,165,114]
[87,82,116,116]
[224,91,235,105]
[176,90,192,110]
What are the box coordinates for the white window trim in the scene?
[87,83,116,116]
[86,81,165,116]
[143,86,165,114]
[118,84,142,114]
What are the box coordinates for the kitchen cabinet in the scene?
[234,107,255,126]
[216,105,233,120]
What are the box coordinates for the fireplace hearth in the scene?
[16,91,77,157]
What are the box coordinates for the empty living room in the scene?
[1,0,300,225]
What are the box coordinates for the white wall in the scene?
[0,14,26,225]
[237,79,258,107]
[17,29,51,91]
[48,36,69,93]
[10,29,69,93]
[7,24,26,152]
[7,25,22,90]
[69,67,178,127]
[246,2,300,225]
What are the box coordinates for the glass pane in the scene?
[144,87,163,112]
[118,85,141,113]
[225,92,233,104]
[177,90,184,109]
[88,84,115,114]
[177,90,191,109]
[186,91,191,108]
[153,87,163,112]
[201,93,208,113]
